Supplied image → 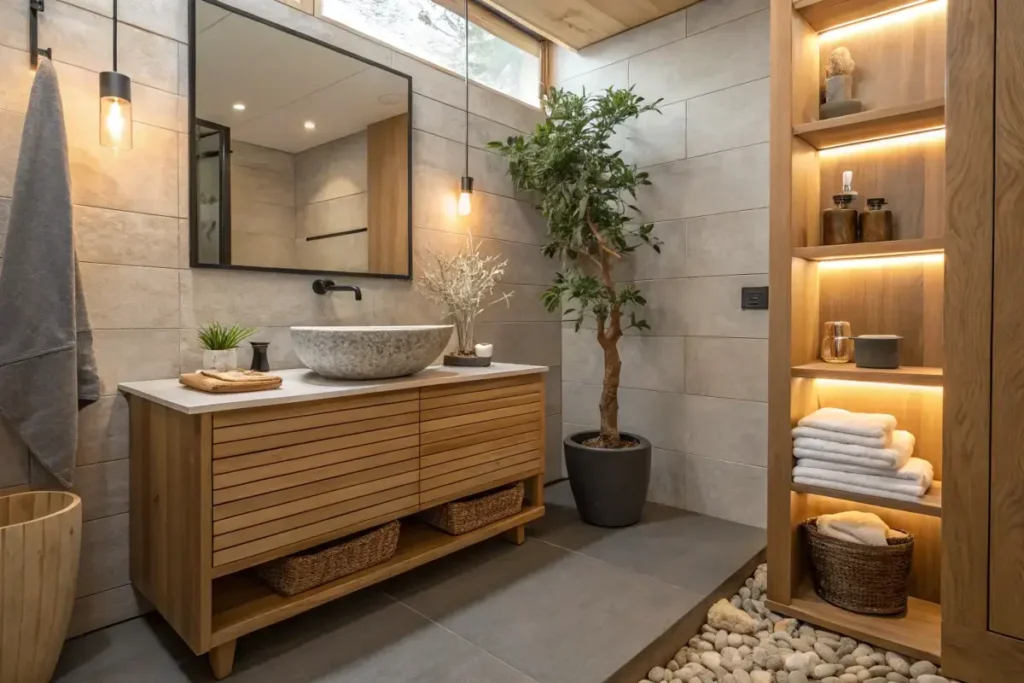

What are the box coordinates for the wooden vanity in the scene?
[119,364,547,678]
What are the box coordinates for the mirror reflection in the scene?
[191,0,412,277]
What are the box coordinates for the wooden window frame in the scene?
[429,0,542,57]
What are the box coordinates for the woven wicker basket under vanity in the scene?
[256,520,401,596]
[422,482,525,535]
[802,518,914,615]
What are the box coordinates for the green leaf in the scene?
[486,84,666,401]
[198,322,257,350]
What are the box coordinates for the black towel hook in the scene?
[29,0,53,69]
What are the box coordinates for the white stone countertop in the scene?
[118,363,549,415]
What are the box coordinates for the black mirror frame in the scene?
[187,0,414,280]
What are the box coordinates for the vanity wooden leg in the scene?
[503,525,526,545]
[209,640,237,680]
[526,473,545,507]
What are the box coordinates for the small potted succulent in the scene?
[490,87,662,527]
[417,234,512,366]
[198,322,256,372]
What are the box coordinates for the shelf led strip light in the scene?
[817,252,944,270]
[816,378,944,393]
[818,0,946,42]
[818,127,946,156]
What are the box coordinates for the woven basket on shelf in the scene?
[802,518,914,615]
[422,481,525,535]
[255,520,400,596]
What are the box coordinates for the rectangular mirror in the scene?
[189,0,412,278]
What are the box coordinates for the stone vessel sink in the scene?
[290,325,453,380]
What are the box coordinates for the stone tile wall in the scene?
[293,130,369,271]
[552,0,769,528]
[230,140,298,268]
[0,0,558,636]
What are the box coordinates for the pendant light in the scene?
[457,0,473,216]
[99,0,132,150]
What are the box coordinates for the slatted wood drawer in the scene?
[210,391,421,571]
[419,375,545,507]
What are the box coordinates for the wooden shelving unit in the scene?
[768,0,947,663]
[765,582,941,662]
[792,480,941,517]
[794,99,945,149]
[793,236,944,261]
[791,362,943,386]
[210,505,545,646]
[794,0,941,32]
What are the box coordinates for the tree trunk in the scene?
[597,324,622,446]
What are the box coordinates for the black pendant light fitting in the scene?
[99,0,134,150]
[458,0,473,216]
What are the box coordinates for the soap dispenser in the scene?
[822,171,858,245]
[859,197,894,242]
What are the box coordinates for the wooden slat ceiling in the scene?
[477,0,702,50]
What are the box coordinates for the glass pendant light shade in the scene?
[100,70,133,150]
[458,176,473,216]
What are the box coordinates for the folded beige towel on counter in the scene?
[794,457,933,497]
[180,370,282,393]
[798,407,897,441]
[815,511,906,546]
[793,429,916,469]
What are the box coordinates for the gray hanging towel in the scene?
[0,58,100,488]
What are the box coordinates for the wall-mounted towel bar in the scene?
[29,0,53,68]
[304,228,369,242]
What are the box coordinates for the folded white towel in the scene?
[794,476,933,503]
[798,407,897,440]
[793,430,916,469]
[795,455,930,481]
[791,425,892,449]
[816,511,892,546]
[794,458,933,497]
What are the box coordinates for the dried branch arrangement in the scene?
[416,234,513,355]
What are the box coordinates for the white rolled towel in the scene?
[794,457,933,497]
[797,407,897,441]
[793,429,916,469]
[815,511,902,546]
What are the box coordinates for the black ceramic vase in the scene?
[563,431,651,527]
[250,342,270,372]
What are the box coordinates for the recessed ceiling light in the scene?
[304,121,316,130]
[232,102,246,111]
[378,93,402,105]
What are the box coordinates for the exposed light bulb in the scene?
[458,176,474,216]
[99,71,133,150]
[232,102,246,111]
[304,120,316,130]
[106,100,126,142]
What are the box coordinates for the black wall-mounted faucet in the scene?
[312,280,362,300]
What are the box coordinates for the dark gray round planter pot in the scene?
[563,430,652,528]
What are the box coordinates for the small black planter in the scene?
[563,430,651,527]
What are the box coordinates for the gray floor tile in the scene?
[53,483,764,683]
[56,590,537,683]
[533,482,766,596]
[54,615,196,683]
[383,538,702,683]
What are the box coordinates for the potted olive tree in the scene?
[490,87,662,527]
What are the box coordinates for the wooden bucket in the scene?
[0,491,82,683]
